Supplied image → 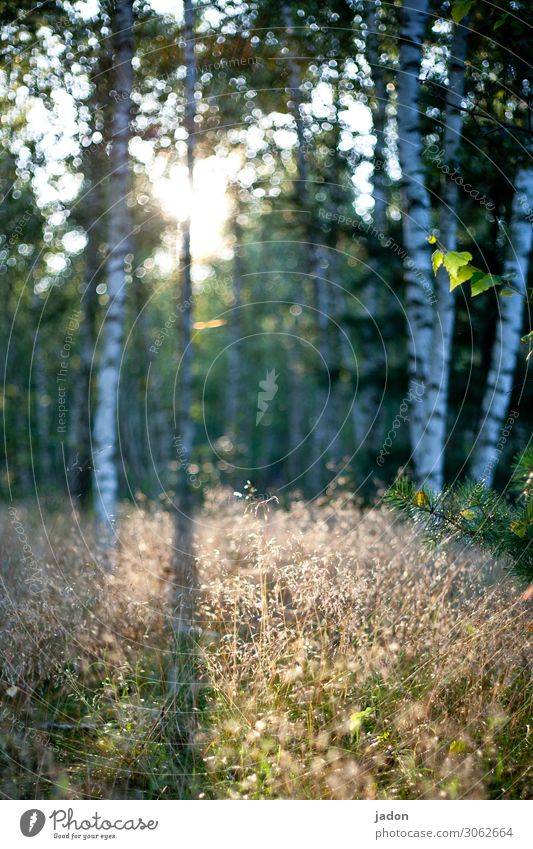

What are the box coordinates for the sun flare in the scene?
[152,155,239,261]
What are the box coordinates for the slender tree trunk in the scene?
[282,2,312,488]
[34,333,51,486]
[310,244,336,492]
[176,0,196,494]
[470,166,533,485]
[397,0,445,488]
[319,138,352,469]
[69,288,96,502]
[69,152,102,504]
[415,21,469,490]
[32,296,51,489]
[283,1,336,493]
[15,381,33,497]
[355,0,388,455]
[225,214,243,445]
[4,279,31,496]
[366,0,388,235]
[70,52,110,505]
[130,268,169,498]
[92,0,133,537]
[120,364,147,485]
[171,0,198,648]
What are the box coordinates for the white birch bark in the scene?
[92,0,133,535]
[416,21,468,490]
[396,0,434,468]
[469,166,533,485]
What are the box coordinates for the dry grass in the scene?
[0,493,531,799]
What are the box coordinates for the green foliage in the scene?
[0,0,531,503]
[385,471,533,582]
[512,446,533,502]
[428,238,518,297]
[451,1,473,24]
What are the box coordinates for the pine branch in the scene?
[385,476,533,582]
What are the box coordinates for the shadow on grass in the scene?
[0,636,208,800]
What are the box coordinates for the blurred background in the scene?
[1,0,531,516]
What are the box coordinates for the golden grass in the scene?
[0,493,531,799]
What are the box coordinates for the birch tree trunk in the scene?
[415,20,469,490]
[469,165,533,485]
[397,0,433,471]
[92,0,133,536]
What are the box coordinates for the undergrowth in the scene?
[1,494,531,799]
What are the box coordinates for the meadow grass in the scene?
[0,493,531,799]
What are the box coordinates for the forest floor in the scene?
[0,492,531,800]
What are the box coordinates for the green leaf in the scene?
[349,707,372,741]
[493,13,509,30]
[449,263,476,292]
[432,249,444,275]
[349,707,372,729]
[443,250,472,278]
[449,739,466,753]
[427,234,437,245]
[499,288,515,296]
[470,271,499,297]
[521,330,533,344]
[451,1,473,24]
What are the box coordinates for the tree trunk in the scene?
[282,2,312,489]
[171,0,198,646]
[355,0,388,456]
[69,151,102,504]
[366,0,388,234]
[176,0,196,495]
[32,296,51,489]
[92,0,133,537]
[415,20,469,490]
[469,166,533,485]
[225,213,243,446]
[397,0,446,489]
[282,1,336,494]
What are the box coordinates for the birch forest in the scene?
[0,0,532,804]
